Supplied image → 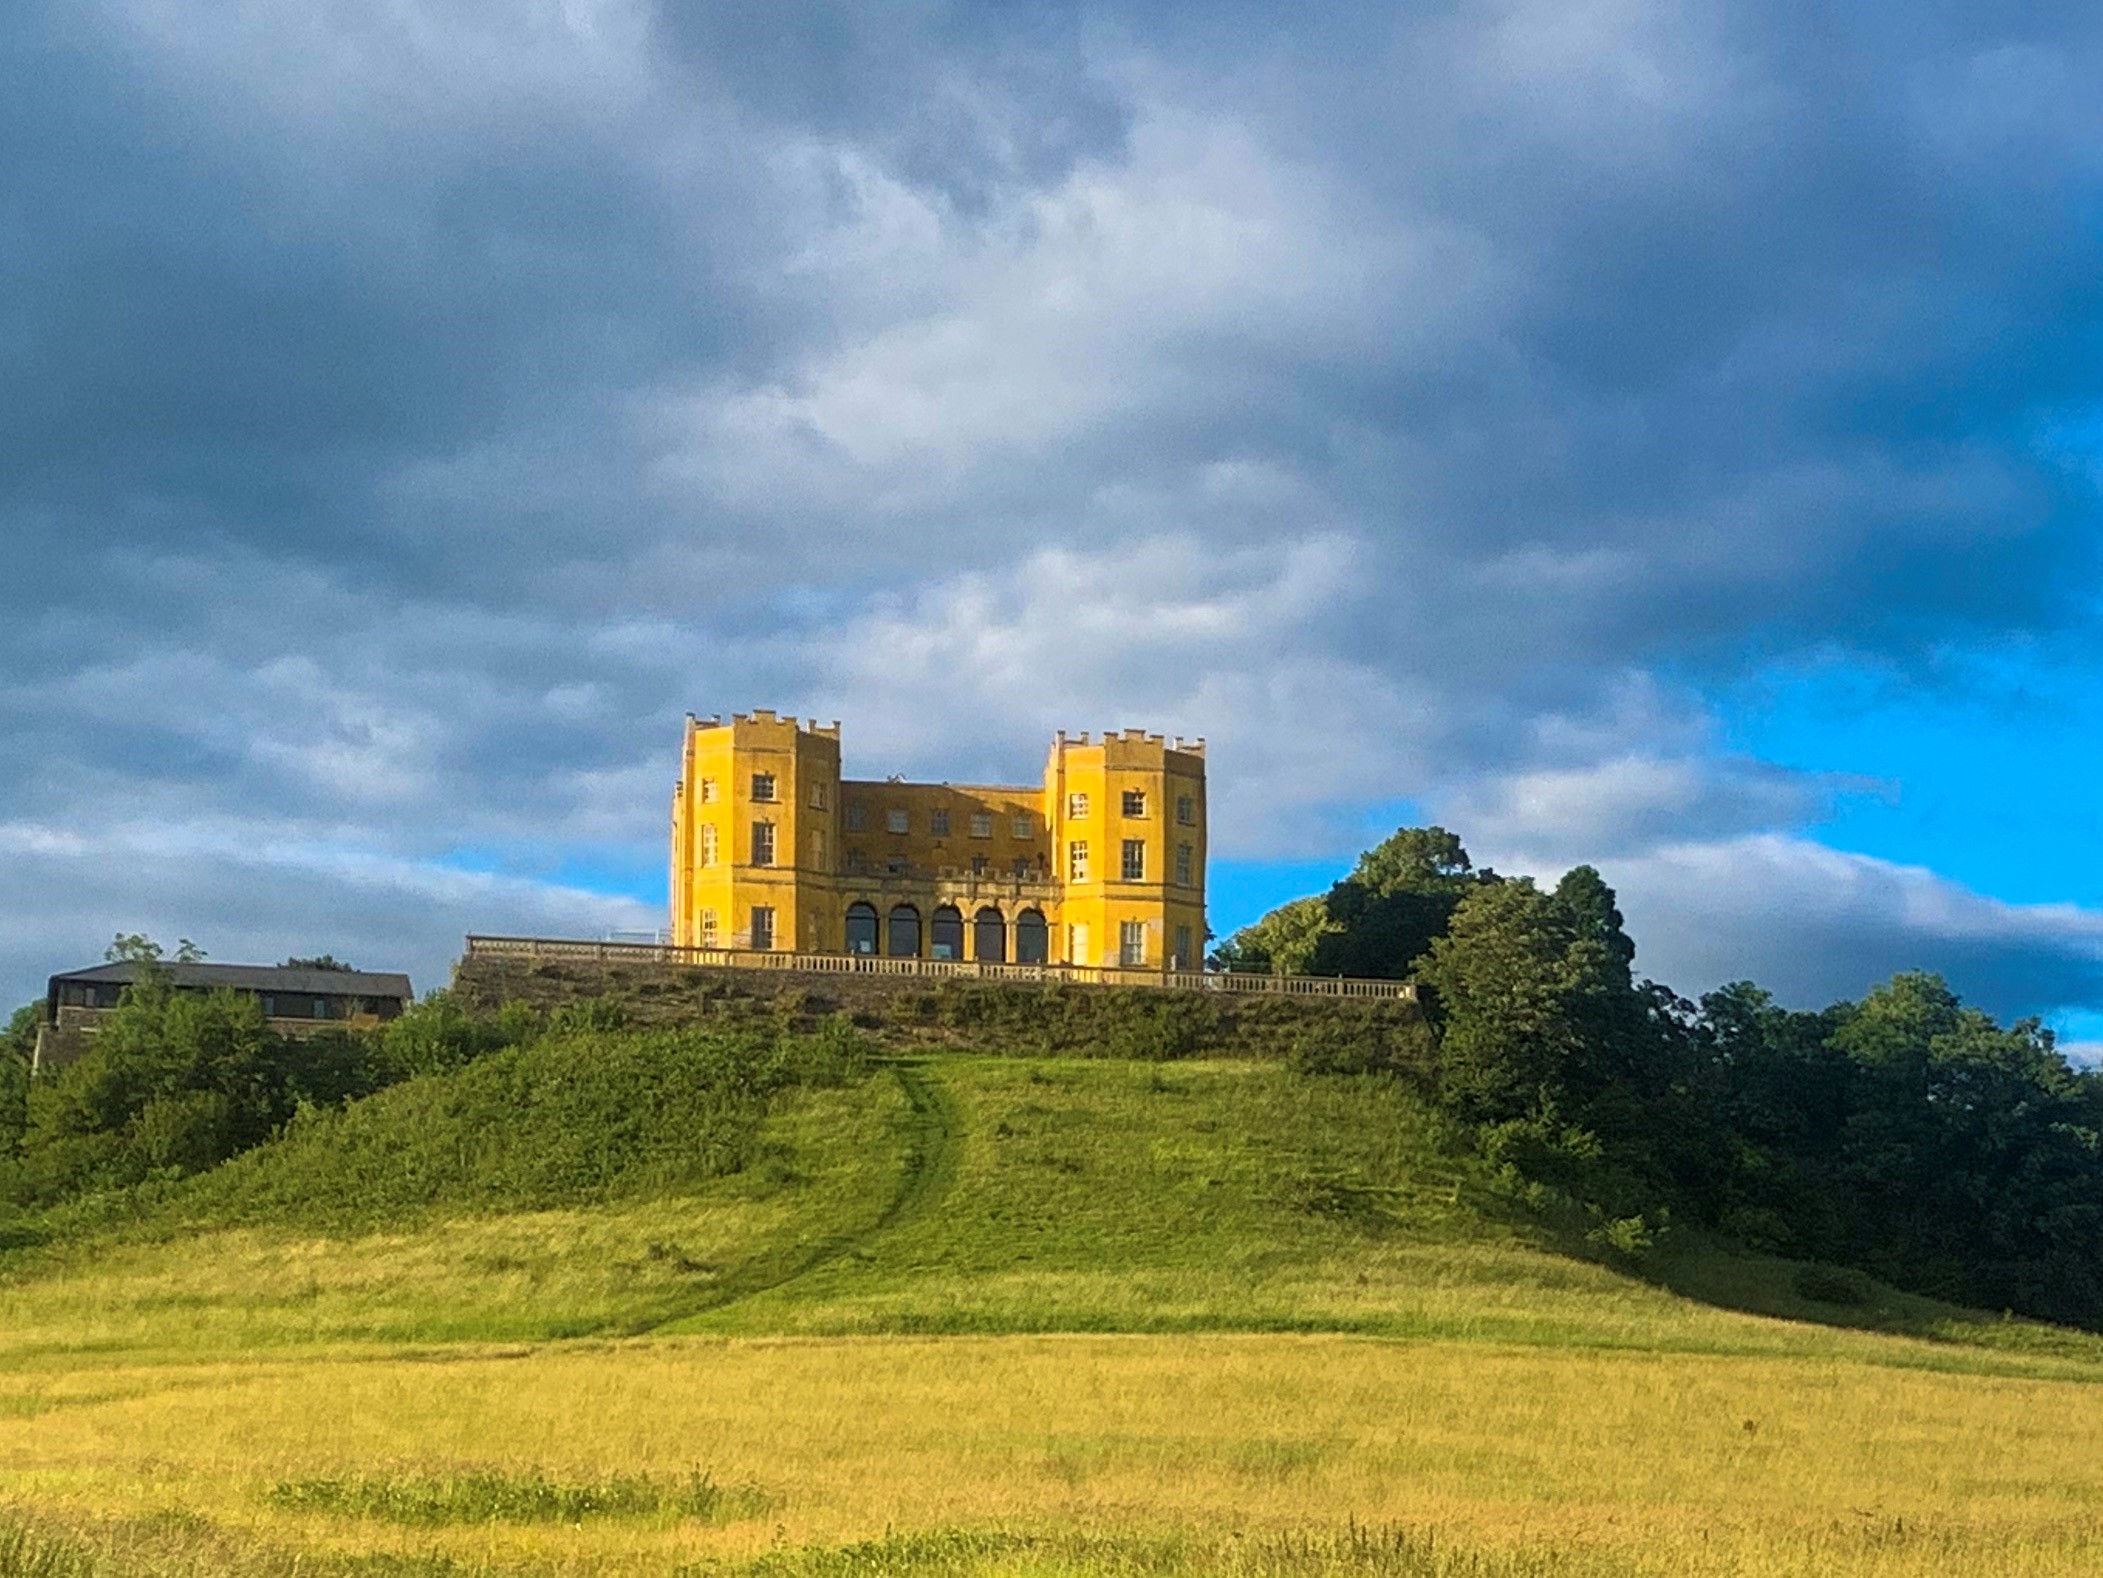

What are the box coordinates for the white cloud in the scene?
[1443,752,1845,862]
[0,818,653,1008]
[785,533,1438,856]
[1572,833,2103,1019]
[654,100,1498,532]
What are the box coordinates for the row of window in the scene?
[1064,839,1197,886]
[845,902,1049,962]
[697,822,1196,886]
[694,902,1054,962]
[1064,791,1197,825]
[698,776,1199,831]
[55,983,403,1020]
[698,773,831,809]
[846,806,1035,838]
[693,904,1195,968]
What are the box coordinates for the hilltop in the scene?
[1,1013,2093,1365]
[4,1004,2103,1575]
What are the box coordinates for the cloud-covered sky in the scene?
[6,0,2103,1044]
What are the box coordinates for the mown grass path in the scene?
[638,1059,960,1334]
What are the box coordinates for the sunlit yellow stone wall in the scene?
[669,711,1206,966]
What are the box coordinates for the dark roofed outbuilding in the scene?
[48,960,413,1004]
[38,960,414,1072]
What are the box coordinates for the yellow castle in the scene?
[669,712,1207,969]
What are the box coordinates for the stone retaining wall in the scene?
[452,952,1434,1071]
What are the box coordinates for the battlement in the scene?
[689,711,842,739]
[1052,729,1206,756]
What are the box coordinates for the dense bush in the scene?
[3,1004,39,1165]
[0,1048,26,1166]
[183,1019,871,1229]
[371,989,544,1079]
[0,980,590,1214]
[0,965,873,1235]
[925,981,1432,1068]
[1,979,412,1209]
[932,982,1223,1059]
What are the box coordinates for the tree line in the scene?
[1215,827,2103,1327]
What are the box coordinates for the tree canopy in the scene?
[104,933,205,964]
[1211,825,1484,979]
[1219,824,2103,1328]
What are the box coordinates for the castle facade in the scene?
[669,712,1207,969]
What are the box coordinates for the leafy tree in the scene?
[1,1005,36,1163]
[1820,974,2103,1316]
[1,1058,28,1170]
[1209,896,1337,974]
[1669,971,2103,1323]
[1211,826,1485,980]
[1685,981,1852,1253]
[9,975,389,1206]
[103,934,205,964]
[1247,823,2103,1327]
[282,955,354,971]
[1314,826,1486,980]
[1554,865,1635,988]
[3,1002,38,1061]
[1416,877,1622,1121]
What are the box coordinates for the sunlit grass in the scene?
[4,1050,2103,1574]
[5,1335,2103,1574]
[0,1079,908,1360]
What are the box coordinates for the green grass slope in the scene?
[2,1032,2098,1378]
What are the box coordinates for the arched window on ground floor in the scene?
[887,904,922,958]
[845,901,878,956]
[930,905,964,960]
[1015,907,1049,965]
[973,906,1006,962]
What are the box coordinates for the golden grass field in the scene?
[4,1053,2102,1575]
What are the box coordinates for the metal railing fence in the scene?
[462,935,1416,1001]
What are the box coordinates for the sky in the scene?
[5,1,2103,1050]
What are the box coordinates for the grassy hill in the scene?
[3,1027,2103,1575]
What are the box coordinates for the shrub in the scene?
[8,982,403,1208]
[376,991,535,1079]
[0,1046,27,1163]
[545,997,631,1037]
[1794,1264,1875,1308]
[183,1024,872,1229]
[1289,1018,1394,1076]
[771,1017,873,1088]
[1101,994,1217,1061]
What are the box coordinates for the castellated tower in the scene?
[670,711,842,951]
[1044,729,1208,971]
[669,714,1206,968]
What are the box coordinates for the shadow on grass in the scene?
[1589,1232,2103,1368]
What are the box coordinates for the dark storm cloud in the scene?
[653,1,1129,204]
[0,8,714,569]
[5,0,2103,1015]
[1599,836,2103,1022]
